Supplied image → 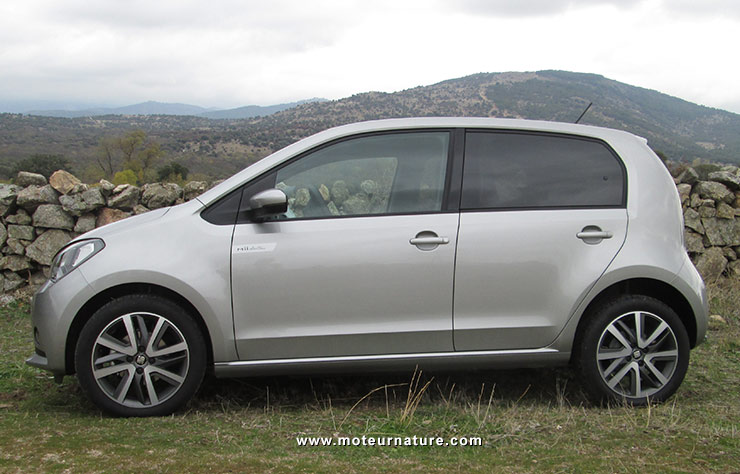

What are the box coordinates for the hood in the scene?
[76,207,171,241]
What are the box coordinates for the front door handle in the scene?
[410,231,449,251]
[577,226,613,245]
[409,237,450,246]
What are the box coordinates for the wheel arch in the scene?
[65,283,214,375]
[570,277,698,364]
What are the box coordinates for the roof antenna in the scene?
[575,102,592,124]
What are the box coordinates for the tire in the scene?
[75,294,207,417]
[577,295,690,405]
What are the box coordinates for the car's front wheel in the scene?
[578,295,690,405]
[75,294,206,417]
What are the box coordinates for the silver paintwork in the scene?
[27,118,707,386]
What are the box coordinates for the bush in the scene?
[113,169,138,186]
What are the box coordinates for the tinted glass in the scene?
[275,132,449,219]
[461,132,624,209]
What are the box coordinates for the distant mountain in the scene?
[27,98,327,119]
[28,101,213,118]
[200,98,327,119]
[247,71,740,164]
[2,71,739,181]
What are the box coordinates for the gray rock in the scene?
[25,229,72,266]
[1,255,31,272]
[16,185,60,211]
[0,224,6,248]
[132,204,150,215]
[689,193,702,209]
[699,205,716,218]
[74,214,97,233]
[708,171,740,191]
[701,218,740,247]
[728,260,740,277]
[99,179,116,196]
[107,185,141,211]
[0,184,20,216]
[678,167,699,185]
[684,231,704,253]
[4,239,26,255]
[5,209,32,225]
[717,202,735,219]
[694,247,727,280]
[69,183,89,194]
[683,208,704,234]
[7,225,35,241]
[696,181,734,204]
[723,247,737,261]
[183,181,208,201]
[32,204,75,230]
[15,171,47,187]
[4,271,24,292]
[141,183,182,209]
[676,183,691,206]
[29,271,47,286]
[59,187,106,216]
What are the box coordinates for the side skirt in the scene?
[213,348,570,377]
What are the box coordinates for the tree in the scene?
[95,130,164,182]
[157,162,189,182]
[12,154,71,178]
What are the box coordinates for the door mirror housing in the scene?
[249,188,288,221]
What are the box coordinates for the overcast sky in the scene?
[0,0,738,113]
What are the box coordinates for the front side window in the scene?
[275,132,450,219]
[461,132,625,210]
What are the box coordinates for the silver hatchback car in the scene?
[27,118,707,416]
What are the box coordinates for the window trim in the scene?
[459,129,628,212]
[226,129,459,224]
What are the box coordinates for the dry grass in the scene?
[1,278,739,472]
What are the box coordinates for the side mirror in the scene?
[248,188,288,221]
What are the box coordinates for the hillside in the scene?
[1,71,739,180]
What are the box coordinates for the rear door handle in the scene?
[577,226,613,245]
[576,231,613,240]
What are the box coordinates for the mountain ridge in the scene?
[1,70,739,180]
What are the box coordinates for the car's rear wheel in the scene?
[578,295,690,405]
[75,294,206,417]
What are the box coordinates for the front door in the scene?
[231,131,458,360]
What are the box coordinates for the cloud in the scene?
[451,0,645,17]
[661,0,740,19]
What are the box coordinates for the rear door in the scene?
[453,131,628,350]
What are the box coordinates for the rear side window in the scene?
[461,132,625,210]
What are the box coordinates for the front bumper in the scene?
[25,269,95,375]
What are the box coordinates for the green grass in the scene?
[1,281,739,473]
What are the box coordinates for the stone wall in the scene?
[0,170,209,292]
[0,164,739,293]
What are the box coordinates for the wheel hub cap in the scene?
[135,354,148,366]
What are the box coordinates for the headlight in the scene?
[49,239,105,283]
